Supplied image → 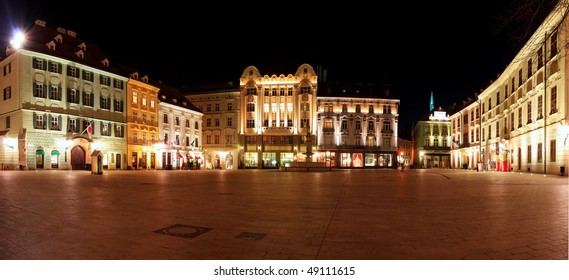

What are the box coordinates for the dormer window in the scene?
[75,50,84,59]
[141,75,149,83]
[172,99,177,103]
[131,72,139,80]
[54,34,63,43]
[101,58,109,67]
[78,42,86,51]
[46,41,56,50]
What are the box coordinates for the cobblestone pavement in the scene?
[0,168,567,260]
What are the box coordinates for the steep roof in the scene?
[11,19,125,76]
[318,82,399,100]
[151,79,200,112]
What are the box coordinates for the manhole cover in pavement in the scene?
[235,232,266,240]
[154,224,212,239]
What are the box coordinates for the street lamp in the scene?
[10,30,25,49]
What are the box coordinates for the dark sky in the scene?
[0,0,558,132]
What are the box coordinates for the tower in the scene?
[429,91,434,111]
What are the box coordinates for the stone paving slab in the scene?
[0,169,567,260]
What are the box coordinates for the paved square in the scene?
[0,169,567,260]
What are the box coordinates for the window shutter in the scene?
[82,92,85,105]
[67,65,71,75]
[100,121,103,134]
[33,58,38,69]
[57,63,62,74]
[43,113,47,129]
[42,84,47,98]
[47,114,51,130]
[33,112,37,129]
[90,93,94,106]
[58,87,62,100]
[90,73,94,82]
[100,96,103,108]
[120,100,124,112]
[58,115,62,131]
[48,61,52,71]
[67,117,71,132]
[113,123,116,137]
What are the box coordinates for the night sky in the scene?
[0,0,559,133]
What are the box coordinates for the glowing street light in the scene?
[10,30,25,49]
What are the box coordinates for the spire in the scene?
[429,91,434,111]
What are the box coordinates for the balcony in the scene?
[261,126,294,134]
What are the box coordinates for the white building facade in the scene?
[0,20,128,170]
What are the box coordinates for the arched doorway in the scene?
[35,149,45,169]
[71,145,86,170]
[116,153,121,169]
[225,153,233,170]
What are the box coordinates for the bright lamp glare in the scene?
[10,30,25,49]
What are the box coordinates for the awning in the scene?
[51,150,60,155]
[36,150,45,155]
[0,130,8,136]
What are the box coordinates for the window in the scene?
[369,105,374,113]
[288,88,293,96]
[246,119,255,128]
[537,143,542,163]
[83,92,93,106]
[5,116,10,129]
[215,118,219,126]
[83,71,93,82]
[34,83,45,98]
[423,124,429,134]
[538,47,543,68]
[342,104,347,112]
[101,96,110,110]
[355,105,361,113]
[186,119,190,128]
[367,120,374,131]
[151,115,155,125]
[142,114,147,124]
[496,91,500,104]
[69,119,77,132]
[551,31,558,56]
[227,117,233,127]
[382,121,392,132]
[114,79,123,89]
[206,104,211,111]
[132,111,138,122]
[133,92,138,104]
[324,118,333,129]
[518,107,522,128]
[528,58,533,77]
[35,114,45,129]
[527,145,532,163]
[115,125,124,138]
[215,103,220,111]
[133,132,138,144]
[300,86,311,94]
[48,116,59,130]
[3,63,11,76]
[214,135,220,144]
[114,99,123,112]
[33,58,46,70]
[527,101,532,123]
[324,104,333,113]
[102,123,109,136]
[68,66,78,78]
[49,85,61,100]
[164,133,168,144]
[301,118,309,128]
[227,135,233,144]
[300,102,310,111]
[3,86,11,100]
[246,88,257,95]
[247,103,255,112]
[150,100,155,108]
[442,125,448,136]
[550,86,558,114]
[518,69,523,87]
[163,114,168,123]
[537,95,543,119]
[206,118,211,127]
[355,120,361,130]
[227,103,233,111]
[100,75,110,86]
[433,125,439,135]
[68,89,79,104]
[550,139,556,162]
[195,122,199,129]
[175,117,180,126]
[341,120,347,130]
[49,62,60,73]
[142,96,147,106]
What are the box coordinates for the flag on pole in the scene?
[190,139,195,147]
[86,122,92,138]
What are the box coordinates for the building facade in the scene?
[475,2,568,175]
[184,83,240,170]
[0,20,127,170]
[316,83,400,168]
[125,71,160,170]
[449,98,481,170]
[412,109,452,168]
[238,64,318,169]
[156,82,203,170]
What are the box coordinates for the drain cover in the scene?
[154,224,212,239]
[235,232,266,240]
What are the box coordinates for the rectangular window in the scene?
[133,92,138,104]
[34,83,45,98]
[355,105,361,113]
[175,117,180,126]
[49,86,60,100]
[341,120,347,130]
[246,119,255,128]
[101,97,110,110]
[206,118,211,127]
[50,115,59,130]
[206,135,211,144]
[116,125,124,137]
[33,58,45,70]
[227,102,233,111]
[3,86,11,100]
[215,103,220,111]
[114,79,123,89]
[35,114,44,129]
[3,63,11,76]
[206,104,211,111]
[68,89,79,104]
[355,120,361,130]
[527,101,532,123]
[551,31,558,56]
[527,58,533,77]
[100,75,110,86]
[518,107,522,128]
[142,97,147,106]
[367,121,374,131]
[538,47,543,68]
[227,117,233,127]
[537,95,543,119]
[527,145,532,163]
[163,114,168,123]
[5,116,10,129]
[150,100,155,108]
[550,86,557,114]
[550,139,556,162]
[537,142,542,163]
[186,119,190,128]
[324,118,334,129]
[214,135,220,144]
[69,119,77,132]
[114,99,123,112]
[342,104,347,112]
[215,118,219,127]
[68,66,78,78]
